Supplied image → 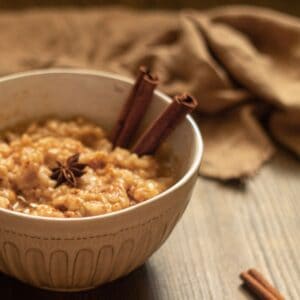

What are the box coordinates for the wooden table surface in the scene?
[1,151,299,299]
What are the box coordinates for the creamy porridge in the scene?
[0,118,174,218]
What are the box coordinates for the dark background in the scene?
[0,0,299,16]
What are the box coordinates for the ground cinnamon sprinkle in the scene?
[0,118,174,218]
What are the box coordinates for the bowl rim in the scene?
[0,68,203,222]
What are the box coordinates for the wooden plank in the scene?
[1,151,299,299]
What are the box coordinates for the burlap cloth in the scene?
[0,6,299,180]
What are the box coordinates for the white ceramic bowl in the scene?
[0,69,203,291]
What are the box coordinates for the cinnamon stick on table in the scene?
[240,269,285,300]
[132,93,198,156]
[111,66,158,148]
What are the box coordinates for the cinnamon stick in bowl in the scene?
[133,93,198,156]
[111,66,158,148]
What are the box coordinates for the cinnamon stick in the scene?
[240,269,285,300]
[132,93,198,156]
[111,66,158,148]
[248,269,285,300]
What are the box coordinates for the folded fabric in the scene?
[0,6,298,180]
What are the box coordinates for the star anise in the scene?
[50,153,87,187]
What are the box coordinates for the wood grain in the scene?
[1,151,299,299]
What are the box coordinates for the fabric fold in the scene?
[197,105,275,179]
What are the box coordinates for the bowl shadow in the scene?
[0,263,157,300]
